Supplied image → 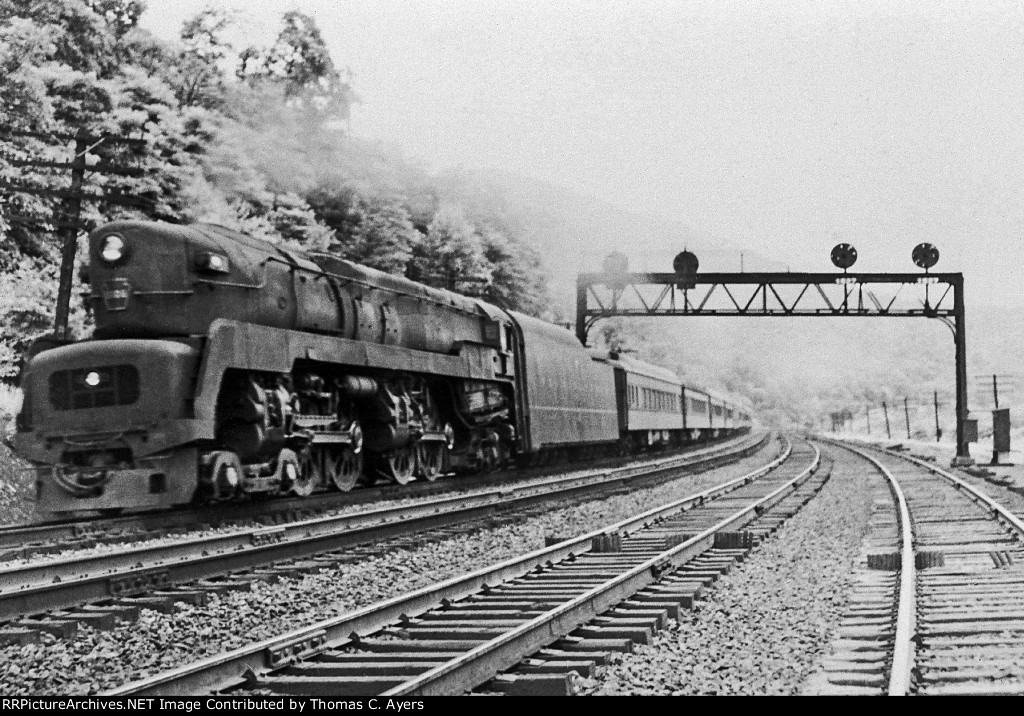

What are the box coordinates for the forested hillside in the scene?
[0,1,548,382]
[1,1,1020,439]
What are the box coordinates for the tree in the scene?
[0,252,89,382]
[0,1,554,384]
[410,205,490,295]
[169,7,233,109]
[0,0,210,232]
[477,223,546,314]
[237,10,354,119]
[331,195,420,274]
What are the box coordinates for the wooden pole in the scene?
[53,132,88,341]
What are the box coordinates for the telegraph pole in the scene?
[866,405,871,435]
[53,131,88,341]
[934,391,941,442]
[904,398,911,439]
[882,401,892,439]
[0,126,150,342]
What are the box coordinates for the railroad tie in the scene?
[12,616,78,639]
[487,672,581,696]
[0,627,41,646]
[518,657,602,678]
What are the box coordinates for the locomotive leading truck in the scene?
[13,221,750,515]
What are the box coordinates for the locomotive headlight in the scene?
[195,252,230,274]
[101,235,126,264]
[84,371,101,387]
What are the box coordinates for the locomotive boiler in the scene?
[12,220,751,516]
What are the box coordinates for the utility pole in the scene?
[0,126,150,342]
[993,374,999,409]
[882,401,892,439]
[53,131,88,341]
[904,397,911,439]
[866,405,871,435]
[934,391,942,442]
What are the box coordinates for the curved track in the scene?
[107,438,829,696]
[0,433,770,642]
[809,440,1024,696]
[0,435,759,558]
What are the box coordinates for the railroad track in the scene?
[806,440,1024,696]
[0,434,759,559]
[0,432,770,643]
[106,437,828,696]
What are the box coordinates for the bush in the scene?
[0,384,33,524]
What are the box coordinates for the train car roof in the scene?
[701,387,754,412]
[591,351,682,385]
[508,311,589,352]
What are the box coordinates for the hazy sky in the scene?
[141,0,1024,306]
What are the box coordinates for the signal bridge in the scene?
[576,243,973,463]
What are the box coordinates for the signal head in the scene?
[673,250,699,275]
[912,242,939,270]
[830,243,858,270]
[673,250,699,290]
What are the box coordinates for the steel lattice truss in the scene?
[576,271,961,341]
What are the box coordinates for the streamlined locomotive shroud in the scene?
[13,221,751,515]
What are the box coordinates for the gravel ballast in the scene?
[0,442,781,694]
[0,443,33,526]
[0,439,757,567]
[579,446,875,695]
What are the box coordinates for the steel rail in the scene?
[384,440,819,697]
[0,433,771,620]
[107,437,797,696]
[1,433,765,577]
[821,439,917,696]
[873,443,1024,697]
[0,432,761,552]
[875,446,1024,535]
[827,438,1024,696]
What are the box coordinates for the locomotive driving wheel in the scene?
[206,450,244,499]
[326,446,363,492]
[416,442,445,482]
[292,448,321,497]
[379,447,415,485]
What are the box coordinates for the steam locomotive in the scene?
[12,221,751,515]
